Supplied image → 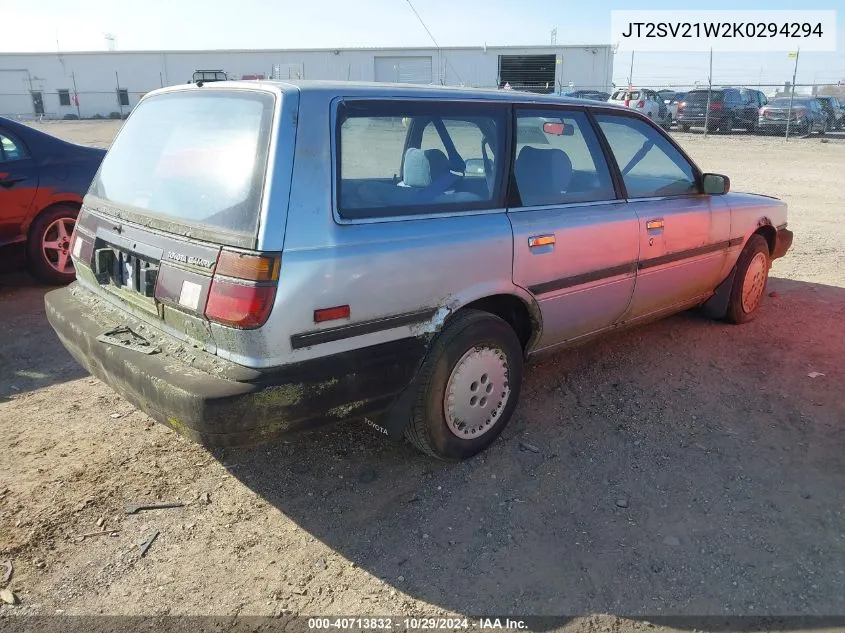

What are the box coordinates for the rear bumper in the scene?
[677,113,725,127]
[772,228,793,261]
[45,284,428,447]
[757,120,803,131]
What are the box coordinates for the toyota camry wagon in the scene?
[45,81,793,460]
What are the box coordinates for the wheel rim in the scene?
[444,346,510,439]
[741,252,768,314]
[41,217,75,275]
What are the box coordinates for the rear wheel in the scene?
[725,235,771,324]
[681,124,691,132]
[26,205,79,285]
[818,119,829,135]
[404,310,523,460]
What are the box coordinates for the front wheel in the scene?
[404,310,524,460]
[26,205,79,285]
[725,235,771,324]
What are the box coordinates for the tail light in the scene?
[709,102,723,110]
[636,100,645,108]
[678,102,686,111]
[792,107,807,117]
[204,249,281,329]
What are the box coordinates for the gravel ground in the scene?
[1,120,843,632]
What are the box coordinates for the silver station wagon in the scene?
[45,80,793,460]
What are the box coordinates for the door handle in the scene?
[0,177,25,188]
[646,219,665,231]
[528,234,555,248]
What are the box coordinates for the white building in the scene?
[0,45,613,119]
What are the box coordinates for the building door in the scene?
[498,54,556,93]
[374,57,433,84]
[31,91,44,116]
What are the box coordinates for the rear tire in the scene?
[26,204,79,285]
[725,235,771,324]
[404,310,523,460]
[681,124,691,132]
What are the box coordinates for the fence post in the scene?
[785,49,799,141]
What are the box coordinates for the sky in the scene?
[3,0,844,89]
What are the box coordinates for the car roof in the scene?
[148,80,631,111]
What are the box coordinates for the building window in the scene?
[58,89,71,106]
[117,89,130,107]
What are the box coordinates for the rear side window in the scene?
[596,114,697,198]
[91,90,274,240]
[337,101,508,220]
[0,132,27,162]
[611,90,640,101]
[513,109,615,206]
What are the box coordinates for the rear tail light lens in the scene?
[678,102,686,110]
[709,102,723,110]
[205,279,276,329]
[204,248,281,329]
[636,100,645,108]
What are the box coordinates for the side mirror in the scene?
[702,173,730,195]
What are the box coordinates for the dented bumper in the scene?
[45,284,427,447]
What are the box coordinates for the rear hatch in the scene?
[680,90,722,117]
[70,87,281,358]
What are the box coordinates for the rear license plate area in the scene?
[95,247,159,298]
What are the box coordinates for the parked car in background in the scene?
[676,88,760,133]
[562,90,611,102]
[758,96,829,135]
[608,88,671,127]
[191,70,228,84]
[45,81,792,460]
[0,117,106,283]
[659,91,687,125]
[815,96,843,130]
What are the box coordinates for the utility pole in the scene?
[115,71,122,117]
[703,48,713,137]
[628,51,634,86]
[71,72,80,119]
[785,48,799,141]
[551,28,557,45]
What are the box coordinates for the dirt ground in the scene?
[1,120,844,631]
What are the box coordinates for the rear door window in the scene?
[513,109,615,206]
[336,100,508,219]
[90,90,275,243]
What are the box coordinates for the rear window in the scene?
[611,90,640,101]
[769,98,809,106]
[685,91,723,103]
[90,90,274,240]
